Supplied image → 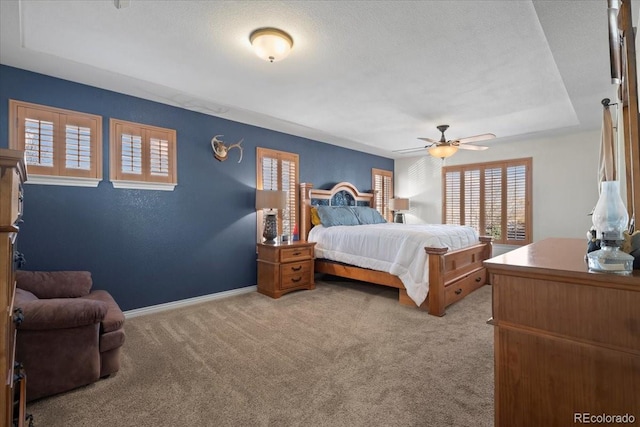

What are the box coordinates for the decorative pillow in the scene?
[310,207,322,226]
[316,206,360,227]
[16,270,93,299]
[352,206,387,225]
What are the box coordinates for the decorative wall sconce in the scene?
[211,135,244,163]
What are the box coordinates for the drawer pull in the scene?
[292,251,302,256]
[291,276,302,283]
[455,288,462,295]
[291,265,302,271]
[475,276,482,282]
[13,307,24,326]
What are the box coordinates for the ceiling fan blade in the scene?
[417,137,439,143]
[392,145,430,153]
[457,144,489,151]
[456,133,496,144]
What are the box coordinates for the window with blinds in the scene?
[110,119,177,190]
[9,100,102,186]
[443,158,532,245]
[372,168,393,221]
[256,147,299,241]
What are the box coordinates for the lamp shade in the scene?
[249,28,293,63]
[256,189,287,210]
[389,198,409,211]
[428,144,458,159]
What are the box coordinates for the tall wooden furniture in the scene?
[485,238,640,427]
[257,241,316,298]
[1,149,27,427]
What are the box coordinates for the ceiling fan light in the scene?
[428,145,458,159]
[250,28,293,63]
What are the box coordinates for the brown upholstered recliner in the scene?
[14,271,125,401]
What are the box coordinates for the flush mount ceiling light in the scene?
[249,28,293,63]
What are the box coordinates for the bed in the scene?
[299,181,492,316]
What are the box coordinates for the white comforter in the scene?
[308,223,479,306]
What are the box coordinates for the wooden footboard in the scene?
[423,236,492,316]
[315,236,492,316]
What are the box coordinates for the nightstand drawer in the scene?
[280,246,313,262]
[280,269,313,290]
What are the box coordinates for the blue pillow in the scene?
[352,206,387,225]
[316,206,360,227]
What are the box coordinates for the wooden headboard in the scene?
[299,182,376,241]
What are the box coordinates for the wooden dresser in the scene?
[0,149,27,427]
[485,238,640,427]
[257,241,316,298]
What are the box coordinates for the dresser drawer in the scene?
[279,246,313,262]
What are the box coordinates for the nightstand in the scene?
[256,241,316,298]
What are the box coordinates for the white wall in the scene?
[395,129,605,246]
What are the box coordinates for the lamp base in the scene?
[263,213,278,244]
[394,212,405,223]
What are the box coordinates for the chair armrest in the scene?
[16,271,93,299]
[17,298,108,330]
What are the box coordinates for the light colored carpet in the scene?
[27,280,494,427]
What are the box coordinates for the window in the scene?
[9,100,102,187]
[110,119,177,191]
[256,147,299,240]
[372,168,394,221]
[443,158,532,245]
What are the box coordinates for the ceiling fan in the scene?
[394,125,495,159]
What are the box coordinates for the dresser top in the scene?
[484,238,640,288]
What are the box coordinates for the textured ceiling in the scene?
[0,0,628,158]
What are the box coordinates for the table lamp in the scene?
[256,189,287,244]
[389,198,409,223]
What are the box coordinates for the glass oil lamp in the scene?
[587,181,633,274]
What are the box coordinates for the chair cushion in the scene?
[14,288,38,304]
[16,271,93,299]
[82,290,125,333]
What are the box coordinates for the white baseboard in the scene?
[124,285,257,318]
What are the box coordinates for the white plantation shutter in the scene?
[445,171,461,225]
[443,159,531,245]
[372,168,393,221]
[256,148,299,240]
[11,101,102,181]
[110,119,177,188]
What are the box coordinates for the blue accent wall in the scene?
[0,65,393,310]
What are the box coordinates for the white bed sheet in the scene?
[308,223,479,306]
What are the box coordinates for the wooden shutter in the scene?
[464,169,480,231]
[256,148,299,240]
[11,101,102,180]
[20,107,57,174]
[110,119,177,186]
[444,170,461,225]
[484,167,502,240]
[506,163,528,243]
[372,168,393,221]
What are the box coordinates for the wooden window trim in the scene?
[372,168,394,222]
[109,118,177,191]
[9,100,102,187]
[256,147,300,242]
[443,158,532,245]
